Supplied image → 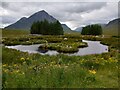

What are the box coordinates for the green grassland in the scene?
[2,29,119,88]
[2,29,29,38]
[103,28,118,36]
[103,24,119,36]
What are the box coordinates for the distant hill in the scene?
[74,20,118,36]
[74,24,106,33]
[103,18,120,36]
[74,27,83,32]
[4,10,72,33]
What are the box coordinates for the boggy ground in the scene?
[1,29,120,88]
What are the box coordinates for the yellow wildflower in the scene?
[3,69,9,73]
[13,64,17,67]
[80,59,84,64]
[101,58,104,60]
[14,70,20,73]
[114,60,118,63]
[20,57,25,61]
[2,64,7,67]
[26,58,29,60]
[89,70,96,74]
[21,72,25,75]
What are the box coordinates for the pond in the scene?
[5,40,108,56]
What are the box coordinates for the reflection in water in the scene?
[5,40,108,56]
[69,40,108,56]
[38,49,48,53]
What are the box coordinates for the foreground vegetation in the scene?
[2,47,119,88]
[2,29,119,88]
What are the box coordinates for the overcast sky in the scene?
[0,1,118,30]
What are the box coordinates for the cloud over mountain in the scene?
[1,2,118,29]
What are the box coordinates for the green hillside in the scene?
[103,18,119,36]
[103,26,118,36]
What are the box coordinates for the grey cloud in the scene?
[2,16,17,24]
[61,2,107,13]
[1,2,118,29]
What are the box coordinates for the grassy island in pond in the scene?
[39,42,88,53]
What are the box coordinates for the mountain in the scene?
[103,18,120,36]
[5,10,57,30]
[61,24,73,33]
[4,10,72,33]
[74,27,83,32]
[5,10,72,33]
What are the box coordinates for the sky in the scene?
[0,1,119,30]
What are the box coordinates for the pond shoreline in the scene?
[5,40,108,56]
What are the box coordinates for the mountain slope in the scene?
[5,10,73,34]
[61,24,73,33]
[103,18,120,36]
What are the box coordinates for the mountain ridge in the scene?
[5,10,57,30]
[103,18,119,36]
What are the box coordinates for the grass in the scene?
[2,29,29,38]
[2,29,119,88]
[2,46,119,88]
[103,26,118,36]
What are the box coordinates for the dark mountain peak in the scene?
[106,18,120,27]
[27,10,57,23]
[29,10,49,18]
[37,10,48,15]
[111,18,120,22]
[40,10,47,13]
